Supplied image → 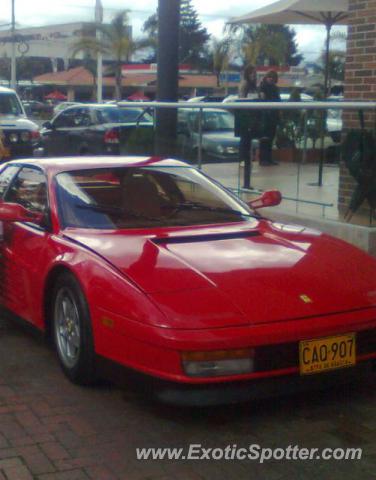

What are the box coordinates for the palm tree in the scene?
[243,26,289,66]
[71,11,149,100]
[226,24,290,67]
[211,37,231,87]
[327,31,347,88]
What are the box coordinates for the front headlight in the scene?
[215,145,237,155]
[9,133,18,143]
[21,131,30,142]
[182,349,254,377]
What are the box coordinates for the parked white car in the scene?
[0,86,40,160]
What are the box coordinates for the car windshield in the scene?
[0,93,23,116]
[100,107,153,124]
[55,166,253,230]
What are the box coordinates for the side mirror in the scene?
[247,190,282,209]
[0,202,43,224]
[43,121,54,130]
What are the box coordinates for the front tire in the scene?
[52,272,96,385]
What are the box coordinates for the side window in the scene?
[0,165,20,199]
[72,108,93,127]
[0,93,23,116]
[53,109,76,128]
[5,167,48,215]
[95,109,105,125]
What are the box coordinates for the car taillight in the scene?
[22,130,40,143]
[104,129,119,144]
[31,130,40,141]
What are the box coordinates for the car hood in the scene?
[64,222,376,327]
[0,115,38,130]
[203,131,239,145]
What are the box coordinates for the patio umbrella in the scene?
[45,90,67,101]
[229,0,349,96]
[127,92,150,101]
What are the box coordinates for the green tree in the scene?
[71,11,149,100]
[179,0,210,66]
[141,13,158,63]
[228,23,302,67]
[327,50,345,82]
[143,0,210,68]
[80,53,98,101]
[211,37,231,86]
[319,31,346,88]
[257,25,303,66]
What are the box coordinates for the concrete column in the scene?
[67,88,75,101]
[155,0,180,157]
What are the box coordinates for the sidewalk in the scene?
[0,309,376,480]
[203,161,340,220]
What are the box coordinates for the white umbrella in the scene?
[229,0,349,95]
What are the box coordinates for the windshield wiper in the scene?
[173,201,254,217]
[75,204,123,215]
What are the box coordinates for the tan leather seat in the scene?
[122,175,162,218]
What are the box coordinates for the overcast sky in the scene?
[0,0,346,62]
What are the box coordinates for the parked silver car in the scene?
[177,108,239,162]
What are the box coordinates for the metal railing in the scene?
[119,100,376,224]
[122,98,376,164]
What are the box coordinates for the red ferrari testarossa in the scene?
[1,156,376,405]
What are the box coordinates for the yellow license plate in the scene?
[299,333,356,375]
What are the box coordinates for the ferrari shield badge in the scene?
[299,294,313,304]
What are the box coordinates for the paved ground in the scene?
[1,315,376,480]
[204,160,376,228]
[203,161,340,220]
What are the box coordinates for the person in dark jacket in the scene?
[259,70,281,166]
[236,64,259,188]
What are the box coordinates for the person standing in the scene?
[259,70,281,166]
[236,64,259,188]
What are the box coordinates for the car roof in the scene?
[181,108,232,114]
[59,103,145,113]
[223,93,314,102]
[68,103,138,109]
[55,101,81,107]
[6,156,189,175]
[0,86,16,94]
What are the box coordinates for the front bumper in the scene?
[2,142,36,160]
[95,305,376,403]
[97,355,376,406]
[205,150,239,163]
[154,360,376,406]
